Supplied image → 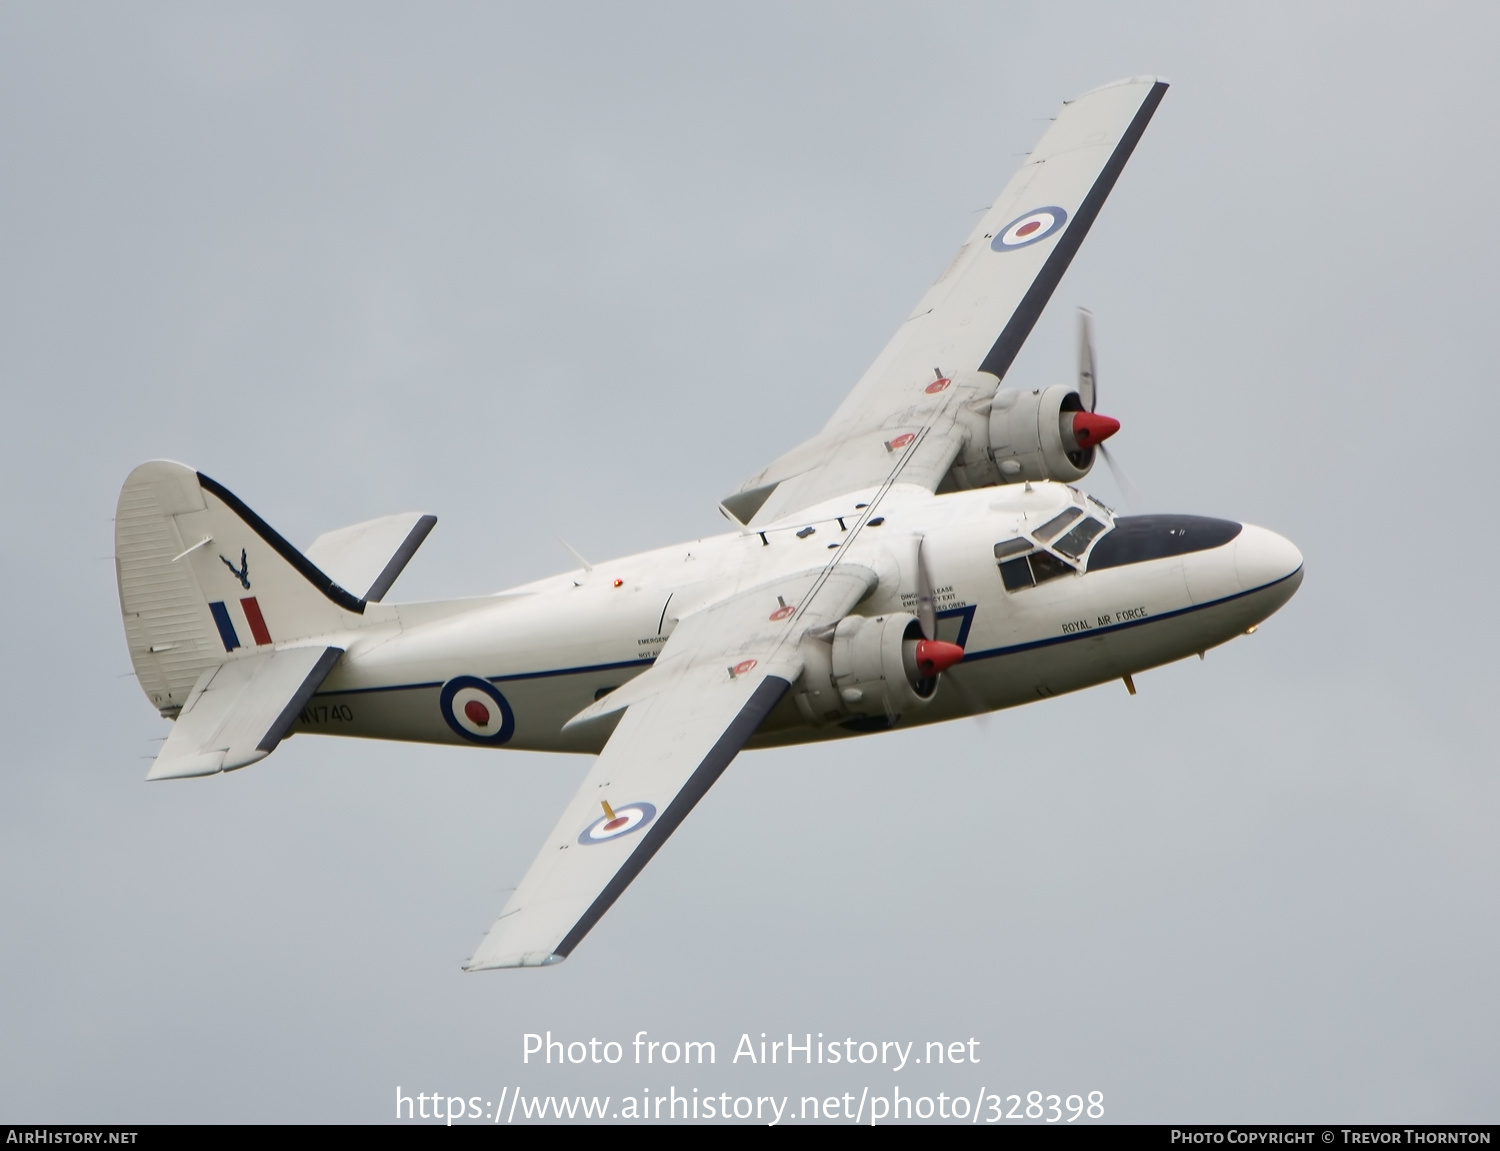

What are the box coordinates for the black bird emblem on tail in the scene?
[220,549,251,589]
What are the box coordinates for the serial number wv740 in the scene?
[300,703,354,724]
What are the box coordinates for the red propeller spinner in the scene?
[913,640,965,677]
[1071,410,1120,447]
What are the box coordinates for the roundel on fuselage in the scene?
[440,676,516,745]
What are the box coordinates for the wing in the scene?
[464,564,876,969]
[725,76,1168,527]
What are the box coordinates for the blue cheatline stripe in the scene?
[936,604,977,648]
[209,601,241,651]
[303,566,1302,703]
[491,657,652,684]
[314,657,656,698]
[959,567,1303,664]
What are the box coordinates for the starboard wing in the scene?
[727,76,1168,528]
[464,565,876,969]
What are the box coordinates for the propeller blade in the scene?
[944,663,994,730]
[1077,307,1097,412]
[913,533,982,721]
[1100,442,1142,514]
[914,534,936,641]
[1077,307,1137,513]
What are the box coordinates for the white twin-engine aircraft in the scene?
[116,77,1302,969]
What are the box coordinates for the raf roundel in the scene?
[578,802,657,846]
[991,206,1068,252]
[439,676,516,745]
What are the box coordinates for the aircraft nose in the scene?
[1233,523,1304,594]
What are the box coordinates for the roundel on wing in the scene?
[439,676,516,745]
[578,802,657,845]
[991,206,1068,252]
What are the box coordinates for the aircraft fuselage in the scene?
[292,481,1303,755]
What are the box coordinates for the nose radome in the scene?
[1233,523,1304,593]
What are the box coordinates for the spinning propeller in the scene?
[1076,308,1141,512]
[910,533,971,691]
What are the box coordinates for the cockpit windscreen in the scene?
[1032,507,1083,543]
[1053,516,1107,560]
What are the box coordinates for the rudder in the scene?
[116,461,370,717]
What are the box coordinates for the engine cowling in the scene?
[988,384,1119,485]
[793,612,964,727]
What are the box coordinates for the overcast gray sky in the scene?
[2,0,1496,1124]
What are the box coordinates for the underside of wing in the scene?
[728,76,1168,527]
[464,670,792,969]
[464,565,876,969]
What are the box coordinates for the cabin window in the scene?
[1053,516,1107,560]
[995,543,1075,591]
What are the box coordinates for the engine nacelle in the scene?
[989,384,1100,484]
[793,612,940,727]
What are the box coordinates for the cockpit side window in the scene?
[999,555,1034,590]
[995,539,1035,590]
[1028,550,1074,584]
[994,538,1076,591]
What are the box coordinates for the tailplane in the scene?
[115,461,436,776]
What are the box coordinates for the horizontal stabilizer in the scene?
[305,513,437,603]
[148,646,342,780]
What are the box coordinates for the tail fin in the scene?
[115,461,415,717]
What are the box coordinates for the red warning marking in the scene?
[1015,220,1042,237]
[733,659,758,676]
[769,605,795,621]
[240,597,272,646]
[925,377,951,394]
[887,433,915,450]
[464,699,492,727]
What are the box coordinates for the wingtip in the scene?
[1066,75,1171,104]
[145,751,227,781]
[462,952,566,972]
